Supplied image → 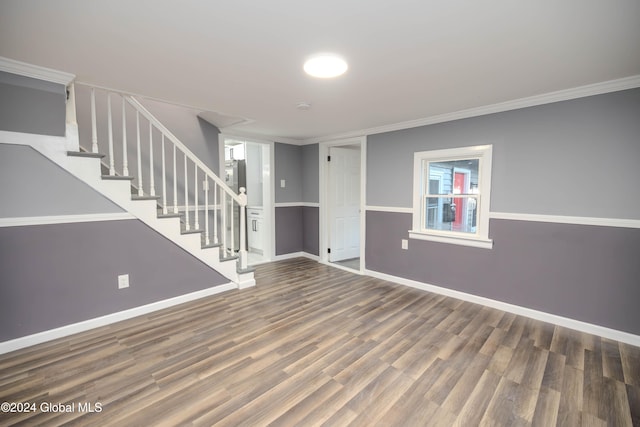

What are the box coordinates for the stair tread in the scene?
[201,243,222,249]
[102,175,135,180]
[132,195,161,200]
[181,229,203,235]
[68,140,253,286]
[158,213,182,218]
[67,151,105,158]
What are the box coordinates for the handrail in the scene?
[124,96,244,206]
[75,82,249,271]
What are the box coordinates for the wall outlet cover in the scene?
[280,179,286,188]
[118,274,129,289]
[401,239,408,250]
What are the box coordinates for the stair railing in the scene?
[75,83,248,270]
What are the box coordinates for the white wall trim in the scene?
[490,212,640,229]
[0,131,77,164]
[274,202,320,208]
[0,282,237,355]
[303,75,640,144]
[364,205,640,229]
[220,130,302,146]
[364,269,640,347]
[0,212,134,227]
[408,230,494,249]
[272,251,320,262]
[365,205,413,214]
[0,56,75,85]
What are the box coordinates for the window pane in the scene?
[427,159,479,195]
[425,196,478,234]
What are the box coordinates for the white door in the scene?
[329,146,360,262]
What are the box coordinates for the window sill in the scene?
[408,230,493,249]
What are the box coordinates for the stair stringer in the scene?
[61,154,255,289]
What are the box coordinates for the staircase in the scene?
[61,83,255,289]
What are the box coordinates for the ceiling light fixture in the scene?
[304,54,348,78]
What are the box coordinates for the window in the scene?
[411,145,493,249]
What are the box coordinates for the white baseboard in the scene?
[319,259,364,275]
[364,269,640,347]
[0,282,237,355]
[273,251,320,262]
[274,202,320,208]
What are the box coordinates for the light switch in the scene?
[280,179,286,188]
[401,239,408,250]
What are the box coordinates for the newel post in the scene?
[65,82,79,151]
[238,187,248,270]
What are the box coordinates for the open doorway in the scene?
[320,137,366,273]
[220,135,273,265]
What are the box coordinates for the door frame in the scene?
[219,133,275,263]
[319,136,367,273]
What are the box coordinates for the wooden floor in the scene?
[1,258,639,426]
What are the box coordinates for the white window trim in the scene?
[410,145,493,249]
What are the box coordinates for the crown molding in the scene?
[0,56,75,85]
[220,129,303,146]
[303,75,640,144]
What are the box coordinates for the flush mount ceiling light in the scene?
[303,54,348,78]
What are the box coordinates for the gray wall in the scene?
[275,206,303,255]
[0,144,124,217]
[75,87,221,176]
[365,88,640,336]
[274,142,319,255]
[367,88,640,219]
[366,211,640,335]
[0,71,66,136]
[139,97,221,175]
[274,142,302,203]
[0,220,228,341]
[302,206,319,256]
[302,143,319,203]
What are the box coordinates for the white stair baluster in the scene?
[161,134,167,214]
[193,166,200,230]
[136,111,143,196]
[90,88,98,153]
[213,183,218,244]
[194,166,199,230]
[173,144,178,214]
[184,154,190,231]
[204,177,210,245]
[238,187,248,270]
[149,122,155,196]
[221,191,227,254]
[107,94,115,175]
[230,196,235,254]
[122,98,129,176]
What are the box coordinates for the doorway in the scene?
[320,137,366,273]
[220,135,273,265]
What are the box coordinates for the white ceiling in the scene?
[1,0,639,143]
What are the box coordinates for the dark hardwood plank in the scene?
[0,257,637,426]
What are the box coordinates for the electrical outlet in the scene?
[401,239,408,250]
[118,274,129,289]
[280,179,286,188]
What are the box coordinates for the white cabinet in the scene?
[247,208,264,254]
